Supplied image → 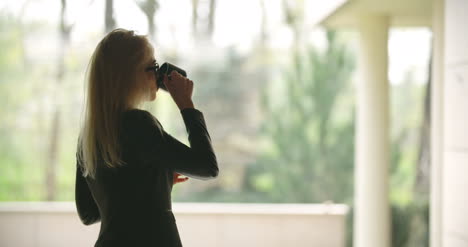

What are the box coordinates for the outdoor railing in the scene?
[0,202,348,247]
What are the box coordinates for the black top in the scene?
[75,108,219,247]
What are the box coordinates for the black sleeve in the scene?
[75,149,101,226]
[126,108,219,180]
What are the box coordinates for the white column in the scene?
[354,15,391,247]
[431,0,444,246]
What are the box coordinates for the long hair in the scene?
[77,28,154,179]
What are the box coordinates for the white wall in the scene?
[441,0,468,245]
[0,202,348,247]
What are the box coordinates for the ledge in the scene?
[0,202,349,215]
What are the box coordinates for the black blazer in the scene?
[75,108,219,247]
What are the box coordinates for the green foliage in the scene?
[0,13,30,200]
[390,72,427,206]
[248,30,356,203]
[0,11,86,201]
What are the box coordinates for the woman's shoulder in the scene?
[121,109,161,129]
[122,108,153,120]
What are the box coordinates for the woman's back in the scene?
[76,108,218,247]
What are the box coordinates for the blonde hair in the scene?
[77,28,154,179]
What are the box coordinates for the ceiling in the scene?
[319,0,433,28]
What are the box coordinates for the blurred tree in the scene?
[415,47,431,199]
[406,42,431,247]
[0,11,29,200]
[45,0,74,200]
[258,0,270,46]
[191,0,198,36]
[191,0,217,42]
[249,30,355,203]
[105,0,116,33]
[207,0,216,37]
[282,0,304,48]
[135,0,159,40]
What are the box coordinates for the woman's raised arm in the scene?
[122,108,219,180]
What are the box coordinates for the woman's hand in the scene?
[173,172,189,185]
[163,71,195,110]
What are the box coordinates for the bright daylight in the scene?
[0,0,466,246]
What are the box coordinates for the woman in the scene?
[75,28,219,247]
